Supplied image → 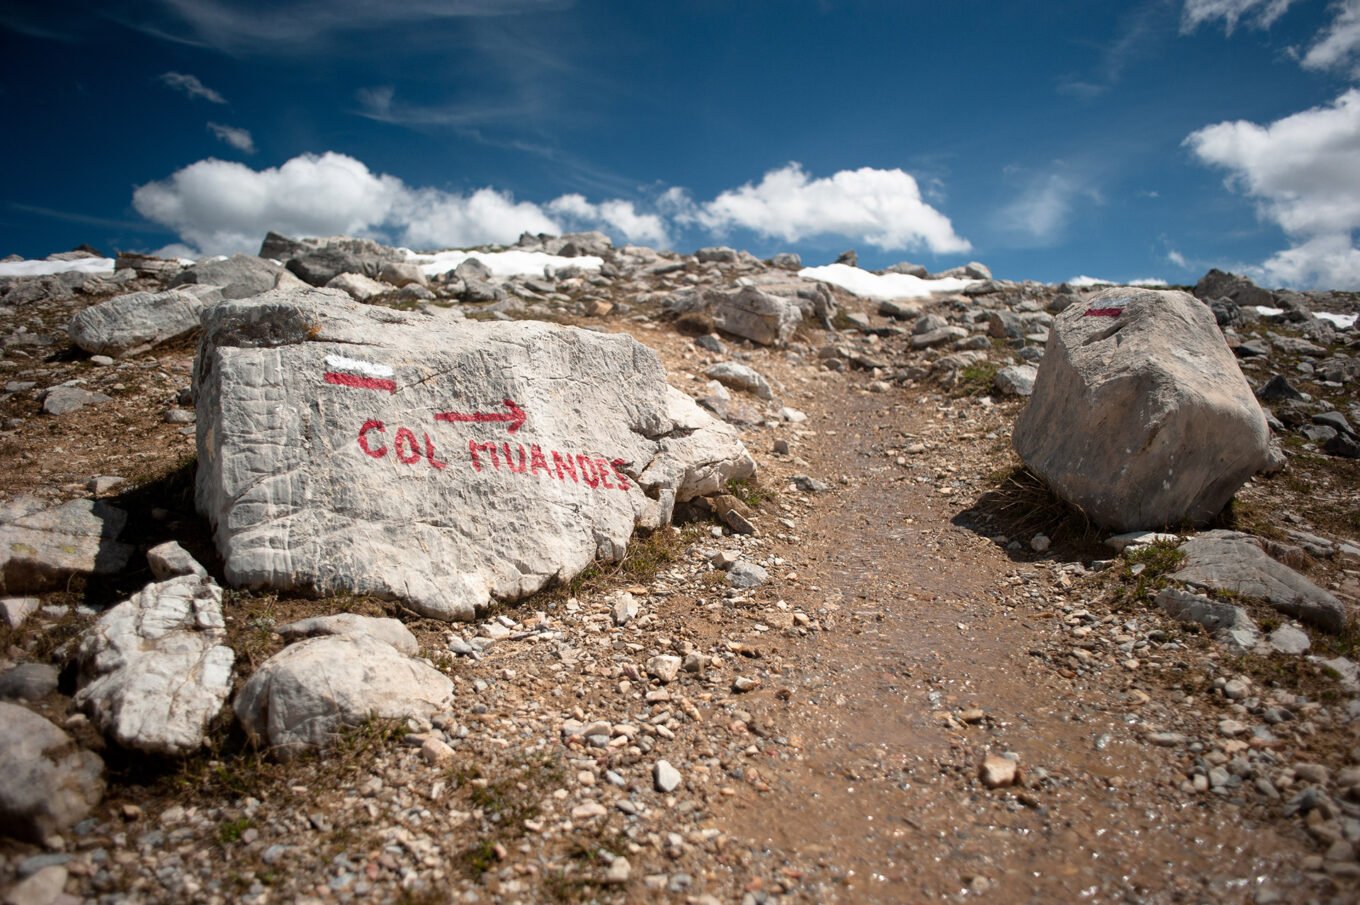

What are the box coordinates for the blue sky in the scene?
[2,0,1359,287]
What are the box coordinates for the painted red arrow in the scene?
[434,399,527,433]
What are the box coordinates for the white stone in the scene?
[653,759,682,792]
[0,597,40,628]
[275,613,418,655]
[707,287,802,347]
[145,540,208,581]
[194,289,753,621]
[75,575,234,756]
[234,633,454,757]
[1014,288,1270,531]
[325,272,388,301]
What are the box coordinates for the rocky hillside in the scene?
[1,234,1358,904]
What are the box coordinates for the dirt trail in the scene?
[705,384,1308,903]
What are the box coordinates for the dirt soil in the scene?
[1,275,1359,905]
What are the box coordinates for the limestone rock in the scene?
[75,575,234,756]
[146,540,208,581]
[261,232,404,287]
[704,362,773,400]
[1013,288,1270,531]
[994,365,1037,397]
[275,613,418,656]
[41,386,112,415]
[1155,587,1260,651]
[0,702,104,844]
[378,261,427,288]
[1172,530,1346,633]
[234,634,454,757]
[325,272,388,301]
[708,286,802,347]
[0,663,59,701]
[169,254,298,300]
[68,286,222,357]
[193,288,754,621]
[0,499,133,595]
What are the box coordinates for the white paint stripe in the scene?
[324,354,394,378]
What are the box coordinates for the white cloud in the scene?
[1301,0,1360,76]
[1259,234,1360,286]
[546,194,669,245]
[398,186,560,249]
[207,122,255,154]
[1180,0,1298,33]
[131,151,676,255]
[159,71,225,104]
[1167,249,1189,268]
[689,163,970,254]
[1186,89,1360,288]
[994,170,1100,247]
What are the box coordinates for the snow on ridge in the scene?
[1253,306,1355,329]
[0,257,115,277]
[798,263,978,300]
[405,248,604,279]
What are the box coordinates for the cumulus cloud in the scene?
[689,163,970,254]
[546,194,669,245]
[1301,0,1360,76]
[131,151,679,255]
[206,123,255,154]
[1186,89,1360,287]
[159,71,225,104]
[1180,0,1298,33]
[133,153,971,261]
[398,186,560,249]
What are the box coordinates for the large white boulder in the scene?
[75,575,234,756]
[194,288,754,621]
[234,634,453,758]
[1013,287,1270,531]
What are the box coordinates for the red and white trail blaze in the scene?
[323,354,397,393]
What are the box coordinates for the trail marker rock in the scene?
[194,288,753,621]
[1014,287,1269,531]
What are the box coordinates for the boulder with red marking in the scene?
[1013,287,1270,531]
[193,287,754,621]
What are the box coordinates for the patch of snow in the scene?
[797,263,978,300]
[0,257,115,277]
[1315,311,1357,329]
[1254,306,1286,317]
[405,248,604,280]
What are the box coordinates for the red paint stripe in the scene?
[324,372,396,393]
[1083,307,1124,318]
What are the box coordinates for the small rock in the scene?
[604,856,632,884]
[1267,623,1311,655]
[3,865,68,905]
[85,476,125,496]
[610,592,640,626]
[647,655,682,684]
[420,736,455,766]
[41,386,112,416]
[732,676,760,693]
[654,759,682,793]
[145,540,208,581]
[1030,533,1050,553]
[979,753,1019,789]
[727,561,769,589]
[0,597,40,628]
[0,664,59,702]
